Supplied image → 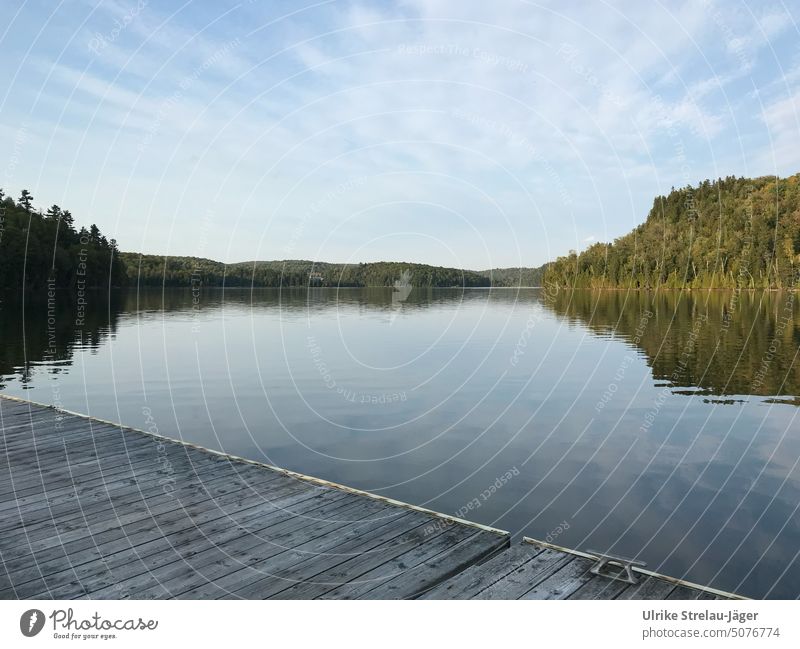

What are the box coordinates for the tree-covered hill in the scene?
[544,174,800,289]
[121,254,546,288]
[0,186,544,290]
[0,189,125,290]
[480,266,547,287]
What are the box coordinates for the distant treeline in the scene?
[0,188,544,289]
[479,266,546,287]
[121,255,547,288]
[0,189,126,289]
[544,174,800,289]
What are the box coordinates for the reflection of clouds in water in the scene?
[2,288,800,597]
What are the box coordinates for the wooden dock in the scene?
[0,395,741,600]
[420,539,741,600]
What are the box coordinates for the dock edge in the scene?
[0,394,511,539]
[522,536,748,600]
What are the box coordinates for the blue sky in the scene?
[1,0,798,268]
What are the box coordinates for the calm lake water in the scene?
[2,287,799,598]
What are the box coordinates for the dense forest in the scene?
[0,189,126,289]
[121,255,546,288]
[544,174,800,289]
[15,173,800,292]
[479,266,546,287]
[0,187,543,290]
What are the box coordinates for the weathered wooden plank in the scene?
[1,432,132,463]
[0,473,250,563]
[1,482,278,582]
[695,590,718,600]
[317,526,490,600]
[1,425,149,463]
[0,411,40,427]
[356,531,509,599]
[160,499,396,599]
[0,449,223,508]
[0,418,38,432]
[24,486,348,599]
[566,573,631,599]
[0,429,125,472]
[207,506,432,599]
[0,408,60,427]
[258,513,430,600]
[1,466,279,563]
[4,482,329,597]
[9,460,306,550]
[1,412,99,436]
[0,440,237,501]
[1,426,174,471]
[0,448,229,516]
[667,584,709,599]
[1,444,284,524]
[467,548,572,600]
[1,414,77,436]
[88,496,382,599]
[3,442,247,501]
[519,556,595,599]
[0,409,71,426]
[0,448,158,498]
[1,464,286,539]
[0,401,33,415]
[419,542,543,599]
[0,455,254,532]
[616,575,677,599]
[1,417,96,445]
[0,440,171,496]
[0,461,287,546]
[266,516,460,600]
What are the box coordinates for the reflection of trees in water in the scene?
[0,291,122,389]
[5,287,796,403]
[1,287,541,388]
[541,289,800,401]
[129,286,533,312]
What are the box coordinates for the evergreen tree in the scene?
[0,190,127,289]
[18,189,33,212]
[544,174,800,290]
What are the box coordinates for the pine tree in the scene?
[18,189,33,212]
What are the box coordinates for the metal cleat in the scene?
[586,549,647,585]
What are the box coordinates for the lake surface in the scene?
[1,287,799,598]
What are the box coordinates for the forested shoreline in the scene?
[0,188,544,289]
[544,174,800,290]
[0,189,125,289]
[120,255,547,288]
[4,173,800,292]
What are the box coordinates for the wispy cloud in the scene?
[0,0,798,266]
